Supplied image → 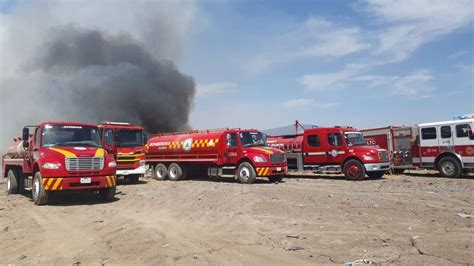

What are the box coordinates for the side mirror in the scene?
[22,127,29,149]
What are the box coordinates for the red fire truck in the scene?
[2,122,117,205]
[145,128,287,184]
[362,117,474,178]
[98,122,146,184]
[267,127,390,180]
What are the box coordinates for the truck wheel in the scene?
[128,174,140,184]
[7,169,19,194]
[343,160,366,181]
[367,171,385,179]
[99,186,116,201]
[154,163,168,180]
[438,157,462,178]
[168,163,183,181]
[237,162,257,184]
[268,175,283,183]
[32,172,48,206]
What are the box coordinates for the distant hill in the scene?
[263,124,317,136]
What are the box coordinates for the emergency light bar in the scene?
[453,114,474,120]
[101,121,131,125]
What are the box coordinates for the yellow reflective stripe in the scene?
[264,168,269,176]
[50,148,76,157]
[252,148,274,155]
[94,148,105,157]
[52,178,62,190]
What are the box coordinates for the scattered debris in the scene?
[344,259,373,265]
[382,239,391,246]
[456,213,473,219]
[193,254,198,259]
[286,234,300,239]
[94,220,104,223]
[3,226,9,232]
[286,246,305,251]
[161,244,170,248]
[19,255,27,260]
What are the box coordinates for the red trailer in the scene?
[145,128,287,184]
[268,126,390,180]
[362,117,474,178]
[2,122,117,205]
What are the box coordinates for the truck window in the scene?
[421,127,436,140]
[307,135,320,147]
[456,124,472,138]
[440,126,451,139]
[105,129,114,145]
[227,133,238,147]
[327,133,342,147]
[35,127,41,146]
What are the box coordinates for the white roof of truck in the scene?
[419,118,474,127]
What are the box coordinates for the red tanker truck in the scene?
[2,122,117,205]
[145,128,287,184]
[267,126,390,180]
[98,122,146,184]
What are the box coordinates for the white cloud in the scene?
[357,70,434,97]
[196,82,238,96]
[284,98,338,109]
[248,17,369,72]
[300,63,370,91]
[363,0,474,62]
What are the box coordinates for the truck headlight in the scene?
[108,161,117,168]
[253,156,267,163]
[363,155,375,161]
[43,162,60,169]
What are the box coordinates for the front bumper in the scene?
[256,165,287,176]
[364,162,390,172]
[42,175,116,191]
[116,165,147,176]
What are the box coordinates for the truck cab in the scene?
[2,122,117,205]
[98,122,146,184]
[268,127,390,180]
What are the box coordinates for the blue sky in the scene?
[1,0,473,131]
[185,0,474,130]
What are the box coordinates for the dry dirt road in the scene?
[0,171,473,265]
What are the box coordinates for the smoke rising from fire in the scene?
[0,1,199,150]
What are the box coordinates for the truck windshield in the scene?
[344,132,367,147]
[240,131,267,147]
[117,130,144,147]
[42,125,102,148]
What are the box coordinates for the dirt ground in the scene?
[0,170,473,265]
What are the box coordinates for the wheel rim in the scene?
[348,164,361,177]
[156,167,164,178]
[170,167,177,179]
[240,167,250,179]
[33,177,40,200]
[7,177,11,191]
[442,161,455,176]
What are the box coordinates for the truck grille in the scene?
[117,154,140,165]
[378,151,389,162]
[66,157,104,171]
[270,153,285,163]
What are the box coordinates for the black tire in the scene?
[168,163,183,181]
[154,163,168,180]
[128,174,139,184]
[32,172,48,206]
[99,186,116,201]
[438,157,462,178]
[392,168,405,175]
[237,162,257,184]
[7,169,19,194]
[343,159,366,181]
[268,175,284,183]
[15,169,25,194]
[367,171,385,179]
